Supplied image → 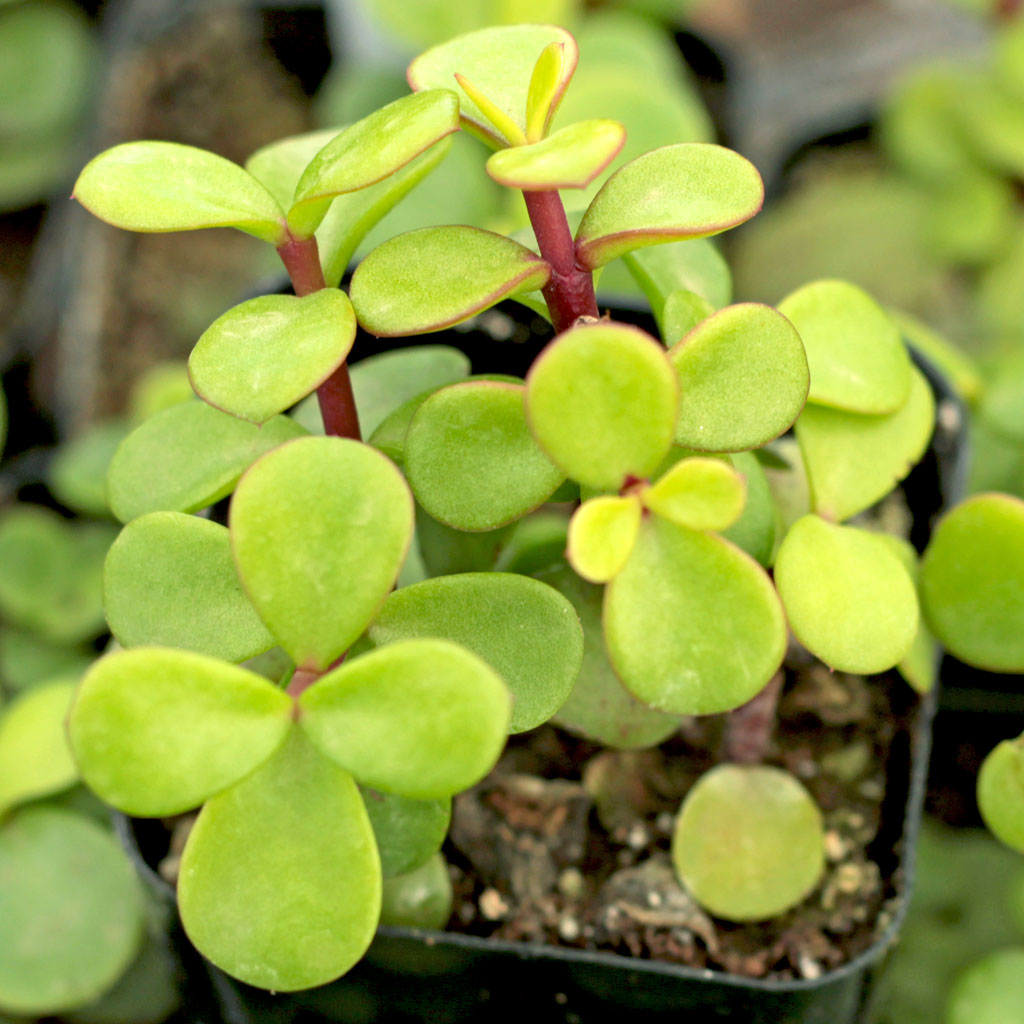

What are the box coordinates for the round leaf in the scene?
[661,289,715,342]
[367,573,582,734]
[68,647,293,816]
[189,290,356,424]
[526,322,679,491]
[605,517,786,715]
[73,141,285,244]
[49,420,131,517]
[299,639,510,798]
[178,729,379,991]
[672,765,824,921]
[104,512,274,662]
[668,303,809,452]
[920,494,1024,672]
[350,226,550,336]
[947,949,1024,1024]
[575,144,764,270]
[567,495,641,583]
[643,457,746,532]
[404,381,564,531]
[623,238,733,319]
[379,852,453,930]
[361,788,451,878]
[977,737,1024,853]
[774,515,919,674]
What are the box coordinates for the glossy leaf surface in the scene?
[605,518,786,714]
[362,788,451,878]
[643,457,745,532]
[69,648,292,816]
[567,495,641,583]
[368,572,582,733]
[178,729,379,991]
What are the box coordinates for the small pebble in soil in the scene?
[479,888,509,920]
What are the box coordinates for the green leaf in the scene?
[795,365,935,522]
[0,807,144,1016]
[128,361,194,422]
[231,437,413,671]
[189,290,356,424]
[0,628,92,694]
[49,420,131,517]
[980,349,1024,445]
[643,456,746,532]
[774,515,919,674]
[300,639,510,798]
[575,144,763,270]
[379,853,453,930]
[777,280,911,414]
[525,40,572,142]
[361,788,451,878]
[605,517,786,715]
[367,572,582,734]
[880,534,936,695]
[288,90,460,238]
[73,141,285,244]
[408,25,578,148]
[0,681,78,814]
[107,401,306,523]
[567,495,641,583]
[668,303,808,452]
[672,764,824,921]
[245,128,340,209]
[350,226,550,336]
[891,309,982,404]
[977,737,1024,853]
[486,119,624,190]
[68,647,293,816]
[414,506,516,577]
[404,381,563,531]
[104,512,274,662]
[661,289,714,342]
[722,451,776,567]
[495,509,571,575]
[526,322,678,491]
[178,728,379,991]
[947,949,1024,1024]
[920,493,1024,672]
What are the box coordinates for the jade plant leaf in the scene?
[774,515,919,674]
[947,949,1024,1024]
[669,303,809,452]
[68,647,293,816]
[104,512,274,662]
[0,628,92,694]
[73,141,285,244]
[178,728,379,991]
[408,25,578,148]
[891,309,982,404]
[672,764,824,921]
[722,451,776,567]
[367,572,582,733]
[661,289,715,342]
[414,506,516,578]
[189,290,356,424]
[486,119,625,190]
[287,90,460,238]
[796,365,935,523]
[777,280,911,414]
[977,736,1024,852]
[49,419,131,517]
[379,853,452,930]
[605,517,786,715]
[526,322,678,491]
[920,493,1024,672]
[980,349,1024,445]
[0,680,78,814]
[525,39,572,142]
[643,456,746,532]
[300,639,510,798]
[0,807,144,1016]
[495,509,571,575]
[361,788,451,878]
[623,238,732,320]
[404,381,564,531]
[882,534,936,695]
[567,495,641,583]
[245,128,339,209]
[350,226,550,336]
[575,144,764,270]
[231,437,413,671]
[107,401,306,523]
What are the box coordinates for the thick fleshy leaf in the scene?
[367,573,582,734]
[404,381,563,531]
[980,349,1024,445]
[68,647,293,816]
[379,853,453,930]
[288,91,460,238]
[49,419,130,517]
[920,494,1024,672]
[361,788,451,878]
[977,737,1024,853]
[575,144,764,270]
[0,628,91,694]
[104,512,274,662]
[891,309,982,404]
[526,40,571,142]
[567,495,641,583]
[643,456,746,532]
[624,239,732,322]
[605,517,786,715]
[774,515,918,674]
[178,729,379,991]
[408,26,578,148]
[796,365,935,522]
[245,128,339,209]
[73,141,285,244]
[538,563,680,750]
[0,808,144,1016]
[661,289,714,342]
[231,437,413,670]
[189,291,356,424]
[672,765,824,921]
[486,119,624,190]
[415,506,515,578]
[948,949,1024,1024]
[300,639,510,798]
[107,402,306,523]
[881,534,936,695]
[0,681,77,813]
[350,226,550,336]
[669,303,809,452]
[495,509,571,575]
[722,451,776,567]
[526,322,679,491]
[778,280,911,414]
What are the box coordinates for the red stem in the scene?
[722,672,783,764]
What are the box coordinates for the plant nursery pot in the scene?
[116,300,965,1024]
